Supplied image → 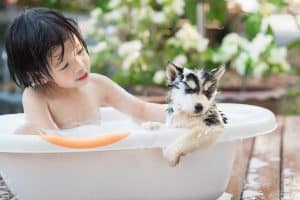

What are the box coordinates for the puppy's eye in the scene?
[185,88,195,94]
[186,80,197,90]
[204,90,213,99]
[203,85,216,99]
[184,82,199,94]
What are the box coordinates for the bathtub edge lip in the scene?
[0,103,277,153]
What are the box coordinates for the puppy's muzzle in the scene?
[194,103,203,113]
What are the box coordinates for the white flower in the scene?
[153,70,166,84]
[90,8,102,19]
[118,40,143,57]
[104,9,123,22]
[268,47,287,64]
[135,7,149,21]
[233,0,260,13]
[223,33,249,49]
[196,39,209,52]
[247,33,273,60]
[150,11,166,24]
[175,23,208,52]
[281,61,290,71]
[173,54,187,66]
[268,47,290,71]
[104,25,117,35]
[88,18,99,28]
[253,61,268,77]
[108,0,121,9]
[107,35,120,46]
[141,0,150,5]
[213,33,246,63]
[89,42,108,54]
[171,0,185,15]
[213,43,238,63]
[156,0,166,4]
[122,51,140,70]
[233,52,250,76]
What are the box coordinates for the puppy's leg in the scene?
[163,128,200,166]
[193,127,222,147]
[163,127,222,166]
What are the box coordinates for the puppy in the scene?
[162,63,228,166]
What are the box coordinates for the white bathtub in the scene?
[0,103,276,200]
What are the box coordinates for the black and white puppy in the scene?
[163,63,228,166]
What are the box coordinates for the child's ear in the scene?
[166,62,183,82]
[211,65,225,81]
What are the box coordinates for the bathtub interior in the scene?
[0,103,277,153]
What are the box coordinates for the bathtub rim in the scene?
[0,103,277,153]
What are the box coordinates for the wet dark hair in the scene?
[5,7,88,88]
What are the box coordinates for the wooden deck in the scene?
[0,116,299,200]
[223,116,300,200]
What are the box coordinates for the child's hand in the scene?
[141,121,162,131]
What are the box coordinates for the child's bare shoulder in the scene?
[89,73,111,82]
[23,87,46,102]
[22,87,48,113]
[89,73,115,88]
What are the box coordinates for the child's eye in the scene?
[77,47,84,55]
[60,63,69,70]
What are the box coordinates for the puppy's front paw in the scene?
[163,147,181,167]
[142,122,162,131]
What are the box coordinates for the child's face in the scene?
[47,35,90,89]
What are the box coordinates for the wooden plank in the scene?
[281,116,300,200]
[241,117,284,200]
[226,138,254,200]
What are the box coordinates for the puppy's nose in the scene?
[194,103,203,113]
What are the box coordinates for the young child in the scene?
[5,7,166,134]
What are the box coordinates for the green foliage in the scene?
[244,13,262,40]
[206,0,227,25]
[267,0,288,7]
[184,0,197,25]
[288,38,300,50]
[282,86,300,115]
[88,0,211,87]
[212,32,290,78]
[87,0,291,86]
[18,0,92,12]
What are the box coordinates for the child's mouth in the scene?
[77,72,88,81]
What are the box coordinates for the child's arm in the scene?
[94,74,166,122]
[15,88,59,134]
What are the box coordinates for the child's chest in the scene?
[47,91,101,129]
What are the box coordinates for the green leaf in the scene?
[267,0,288,7]
[265,24,274,36]
[244,13,263,40]
[206,0,227,25]
[288,38,300,50]
[245,58,254,77]
[185,0,198,25]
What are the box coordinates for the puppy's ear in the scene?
[166,62,183,82]
[211,65,225,81]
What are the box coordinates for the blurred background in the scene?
[0,0,299,115]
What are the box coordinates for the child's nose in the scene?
[74,57,85,71]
